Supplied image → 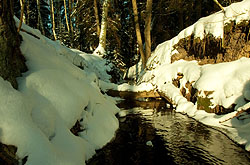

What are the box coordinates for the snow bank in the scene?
[195,58,250,109]
[128,0,250,151]
[147,0,250,68]
[15,17,112,83]
[127,0,250,77]
[0,19,119,164]
[100,80,154,92]
[152,58,250,151]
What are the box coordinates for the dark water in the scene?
[87,100,250,165]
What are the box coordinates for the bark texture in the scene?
[37,0,45,35]
[0,0,27,89]
[68,0,74,46]
[132,0,146,69]
[94,0,101,36]
[64,0,70,32]
[99,0,110,50]
[49,0,57,40]
[17,0,25,32]
[144,0,153,65]
[106,89,160,99]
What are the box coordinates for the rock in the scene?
[0,143,18,165]
[171,20,250,65]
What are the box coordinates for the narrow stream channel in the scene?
[87,99,250,165]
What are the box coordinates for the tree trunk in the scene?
[68,0,74,47]
[144,0,153,67]
[26,0,30,25]
[94,0,100,36]
[0,0,27,89]
[99,0,109,49]
[37,0,45,35]
[94,0,110,55]
[56,1,62,40]
[132,0,146,69]
[68,0,74,33]
[19,0,26,23]
[17,0,25,32]
[49,0,57,40]
[177,0,183,30]
[63,0,70,32]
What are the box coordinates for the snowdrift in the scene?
[0,18,119,164]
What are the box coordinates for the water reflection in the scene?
[87,100,250,165]
[149,108,250,164]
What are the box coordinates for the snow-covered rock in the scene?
[0,18,120,165]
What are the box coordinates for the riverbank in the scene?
[122,0,250,152]
[87,101,250,164]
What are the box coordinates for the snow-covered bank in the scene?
[0,19,119,164]
[100,80,154,92]
[127,0,250,151]
[153,58,250,151]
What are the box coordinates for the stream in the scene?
[87,99,250,165]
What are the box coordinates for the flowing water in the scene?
[87,99,250,165]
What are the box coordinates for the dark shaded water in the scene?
[87,100,250,165]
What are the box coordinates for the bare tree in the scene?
[94,0,110,55]
[37,0,45,35]
[64,0,70,32]
[17,0,25,32]
[132,0,146,69]
[49,0,57,40]
[68,0,74,34]
[68,0,74,46]
[94,0,101,36]
[26,0,30,25]
[144,0,153,67]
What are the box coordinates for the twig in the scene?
[219,108,250,123]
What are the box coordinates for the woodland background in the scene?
[14,0,241,69]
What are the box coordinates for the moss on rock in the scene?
[197,96,213,113]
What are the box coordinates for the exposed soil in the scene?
[171,21,250,65]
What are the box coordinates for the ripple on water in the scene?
[87,101,250,165]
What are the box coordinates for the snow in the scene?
[127,0,250,151]
[146,141,153,147]
[100,80,155,92]
[0,18,119,164]
[93,45,106,56]
[127,0,250,74]
[2,1,250,164]
[194,58,250,109]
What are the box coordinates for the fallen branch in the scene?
[219,108,250,123]
[106,89,160,99]
[20,29,40,40]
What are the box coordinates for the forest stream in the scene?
[87,99,250,165]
